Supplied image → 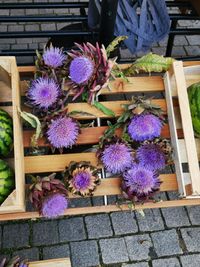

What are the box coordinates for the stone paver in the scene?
[100,238,129,264]
[111,211,138,235]
[122,263,149,267]
[187,206,200,225]
[125,234,153,261]
[151,230,182,257]
[59,217,86,242]
[13,248,39,261]
[33,221,59,246]
[152,258,180,267]
[70,240,99,267]
[3,223,30,249]
[43,244,70,260]
[85,214,113,239]
[136,209,164,232]
[161,207,190,228]
[180,254,200,267]
[181,228,200,252]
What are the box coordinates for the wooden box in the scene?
[30,258,71,267]
[165,61,200,198]
[1,62,200,221]
[0,57,25,214]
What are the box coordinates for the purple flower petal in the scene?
[101,142,133,174]
[28,77,59,109]
[47,116,79,149]
[136,143,166,171]
[41,193,68,218]
[43,46,66,68]
[123,164,160,198]
[69,56,94,84]
[128,114,162,142]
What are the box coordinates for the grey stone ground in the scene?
[1,1,200,267]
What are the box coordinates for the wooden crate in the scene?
[165,61,200,198]
[0,57,25,214]
[1,61,200,221]
[29,258,71,267]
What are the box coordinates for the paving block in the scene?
[41,23,56,31]
[13,248,39,261]
[186,35,200,46]
[136,209,164,232]
[125,234,153,261]
[180,254,200,267]
[122,262,149,267]
[151,229,182,257]
[172,46,186,57]
[3,223,30,249]
[33,221,59,246]
[185,46,200,56]
[59,217,86,242]
[85,214,113,239]
[161,207,190,228]
[174,36,188,46]
[181,228,200,252]
[100,238,129,264]
[111,211,138,235]
[43,244,70,260]
[70,240,99,267]
[187,206,200,225]
[152,257,180,267]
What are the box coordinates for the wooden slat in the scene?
[30,258,71,267]
[20,76,165,96]
[24,153,98,173]
[173,61,200,195]
[23,124,184,148]
[1,197,200,221]
[67,174,178,198]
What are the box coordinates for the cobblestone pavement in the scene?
[2,199,200,267]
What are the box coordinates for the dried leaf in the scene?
[124,53,174,76]
[106,36,128,57]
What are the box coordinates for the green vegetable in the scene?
[0,109,13,157]
[0,159,14,205]
[188,82,200,136]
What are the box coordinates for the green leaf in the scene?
[68,110,96,117]
[93,100,115,117]
[106,36,128,57]
[18,109,42,147]
[124,53,174,76]
[82,91,89,102]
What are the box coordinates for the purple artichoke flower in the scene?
[47,116,79,149]
[101,142,133,174]
[28,77,59,109]
[43,46,66,68]
[69,56,94,84]
[136,143,166,171]
[122,163,160,200]
[64,161,100,197]
[128,114,162,142]
[41,193,68,218]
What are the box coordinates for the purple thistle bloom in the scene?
[28,77,59,109]
[69,56,94,84]
[101,142,133,174]
[47,116,79,149]
[73,170,91,191]
[123,164,160,198]
[43,46,66,68]
[41,193,68,218]
[19,263,28,267]
[136,143,166,171]
[128,114,162,142]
